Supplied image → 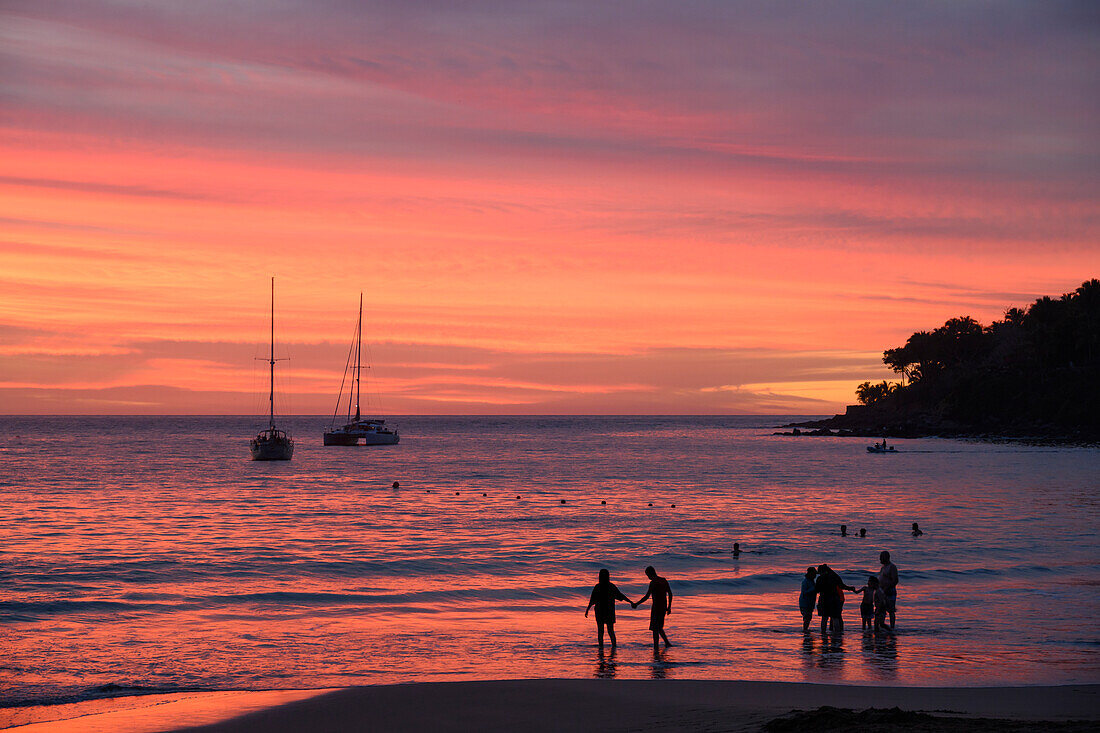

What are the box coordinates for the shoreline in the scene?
[0,689,334,732]
[774,424,1100,446]
[4,680,1096,732]
[779,415,1100,444]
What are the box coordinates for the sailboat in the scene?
[249,277,294,461]
[323,293,399,446]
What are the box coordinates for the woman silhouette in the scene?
[585,569,634,648]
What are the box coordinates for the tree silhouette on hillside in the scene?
[841,279,1100,437]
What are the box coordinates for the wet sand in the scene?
[6,680,1095,733]
[0,690,332,733]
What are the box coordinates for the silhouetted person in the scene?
[815,564,856,634]
[852,575,878,630]
[634,566,673,648]
[799,566,817,632]
[732,542,741,557]
[585,569,633,648]
[878,550,899,628]
[872,577,891,633]
[911,522,923,537]
[840,524,848,537]
[859,528,867,538]
[814,564,835,634]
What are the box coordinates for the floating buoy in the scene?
[516,495,521,499]
[482,493,487,497]
[392,481,400,489]
[455,491,460,495]
[560,499,566,504]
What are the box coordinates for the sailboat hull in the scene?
[323,433,359,446]
[323,430,399,446]
[250,436,294,460]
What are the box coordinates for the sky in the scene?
[1,1,1097,415]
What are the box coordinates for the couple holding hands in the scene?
[584,566,673,649]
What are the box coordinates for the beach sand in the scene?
[0,690,333,733]
[6,680,1096,733]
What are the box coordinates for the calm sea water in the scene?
[1,416,1098,707]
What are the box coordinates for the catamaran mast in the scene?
[269,276,275,430]
[354,293,362,422]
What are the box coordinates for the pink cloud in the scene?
[0,2,1096,413]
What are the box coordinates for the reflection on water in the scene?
[861,631,899,680]
[801,632,816,675]
[800,626,901,681]
[594,648,617,679]
[650,648,675,680]
[802,631,847,675]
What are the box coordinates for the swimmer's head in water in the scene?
[599,568,609,583]
[880,550,891,563]
[645,565,656,579]
[912,523,920,530]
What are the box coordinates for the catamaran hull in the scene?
[323,432,399,446]
[250,439,294,460]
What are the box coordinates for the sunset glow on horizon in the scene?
[2,2,1097,414]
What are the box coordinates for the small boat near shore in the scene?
[867,441,897,454]
[250,277,294,461]
[323,293,399,447]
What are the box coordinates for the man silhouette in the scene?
[633,566,673,648]
[878,551,899,628]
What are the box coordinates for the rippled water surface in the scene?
[1,415,1098,705]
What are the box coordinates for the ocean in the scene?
[1,415,1097,707]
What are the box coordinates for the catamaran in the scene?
[249,277,294,461]
[323,293,399,446]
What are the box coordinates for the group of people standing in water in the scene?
[583,551,901,648]
[801,551,899,634]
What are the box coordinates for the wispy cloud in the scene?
[0,335,892,414]
[0,2,1096,413]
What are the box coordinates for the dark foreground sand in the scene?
[7,680,1097,733]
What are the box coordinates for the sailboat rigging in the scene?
[249,277,294,460]
[323,293,399,446]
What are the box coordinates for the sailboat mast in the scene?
[269,276,275,429]
[354,293,362,422]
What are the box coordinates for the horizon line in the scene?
[0,413,831,418]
